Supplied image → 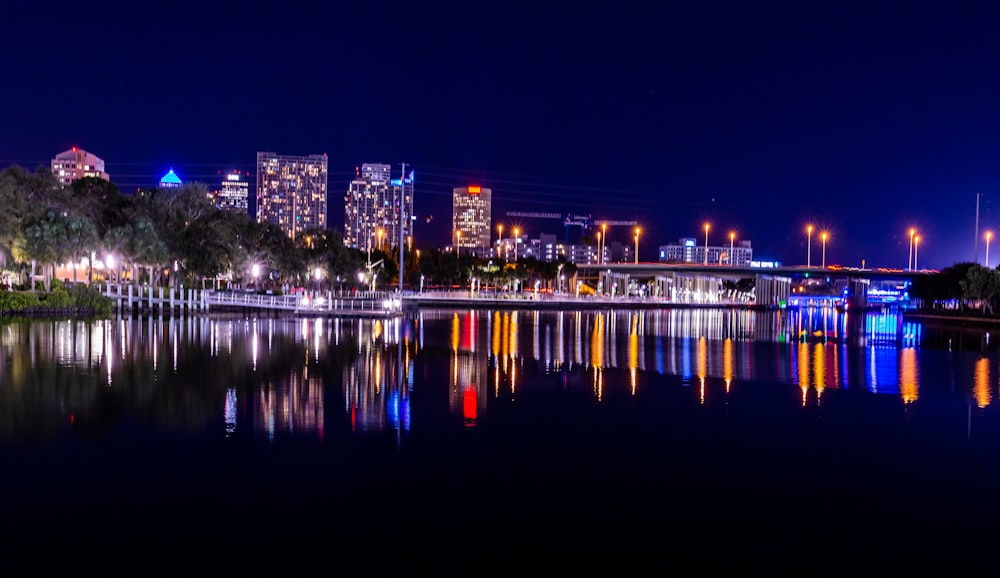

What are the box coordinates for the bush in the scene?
[40,287,74,309]
[0,290,42,312]
[68,284,114,316]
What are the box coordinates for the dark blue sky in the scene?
[4,0,1000,269]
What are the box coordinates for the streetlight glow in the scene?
[988,231,994,268]
[729,231,735,266]
[601,223,607,266]
[497,224,504,259]
[821,231,828,269]
[704,223,710,265]
[634,226,641,264]
[513,227,520,261]
[908,228,916,271]
[914,235,920,271]
[807,225,813,268]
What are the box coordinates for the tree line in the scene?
[0,166,575,294]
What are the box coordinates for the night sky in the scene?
[4,0,1000,269]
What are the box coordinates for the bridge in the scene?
[572,262,932,308]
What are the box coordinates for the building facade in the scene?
[256,152,328,239]
[658,237,753,266]
[453,186,492,252]
[344,163,413,252]
[215,170,250,214]
[51,148,109,186]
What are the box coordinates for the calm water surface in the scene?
[2,306,999,567]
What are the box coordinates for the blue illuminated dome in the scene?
[160,169,182,188]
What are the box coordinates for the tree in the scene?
[961,265,1000,314]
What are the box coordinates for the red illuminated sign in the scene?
[468,186,481,194]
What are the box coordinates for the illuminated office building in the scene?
[452,185,491,254]
[344,163,414,251]
[256,152,328,239]
[658,237,753,265]
[215,170,250,214]
[51,147,109,186]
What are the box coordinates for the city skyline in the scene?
[7,2,1000,270]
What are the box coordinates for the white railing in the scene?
[101,283,402,316]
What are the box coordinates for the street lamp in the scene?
[914,235,920,271]
[703,222,710,265]
[251,263,260,288]
[596,231,602,265]
[377,228,384,252]
[497,224,504,259]
[988,231,994,268]
[729,231,735,266]
[105,254,116,284]
[806,224,813,268]
[908,228,916,271]
[513,227,520,261]
[821,231,828,269]
[455,230,462,264]
[634,227,641,264]
[601,223,607,265]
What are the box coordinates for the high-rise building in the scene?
[215,170,250,214]
[51,147,109,186]
[344,163,414,252]
[453,185,492,253]
[256,152,328,240]
[160,169,182,188]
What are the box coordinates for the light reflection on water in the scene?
[0,307,999,442]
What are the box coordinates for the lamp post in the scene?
[497,224,504,259]
[988,232,994,268]
[729,231,735,266]
[455,230,462,265]
[821,231,828,269]
[251,263,260,289]
[634,227,641,264]
[704,223,710,265]
[513,227,520,262]
[596,231,601,265]
[807,224,813,268]
[908,228,916,271]
[601,223,607,265]
[914,235,920,271]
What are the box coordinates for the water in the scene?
[1,306,999,568]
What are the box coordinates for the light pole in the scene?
[729,231,735,266]
[634,227,641,264]
[596,231,602,265]
[497,224,504,259]
[455,230,462,265]
[821,231,828,269]
[704,223,710,265]
[251,263,260,289]
[988,232,994,268]
[908,228,916,271]
[601,223,607,265]
[513,227,520,262]
[807,224,813,268]
[914,235,920,271]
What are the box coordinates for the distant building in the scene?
[344,163,414,252]
[51,147,109,186]
[215,170,250,214]
[256,152,328,240]
[658,237,753,265]
[160,169,182,188]
[453,185,492,252]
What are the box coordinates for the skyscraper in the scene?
[344,163,413,252]
[453,185,492,253]
[256,152,328,239]
[215,170,250,214]
[51,147,109,186]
